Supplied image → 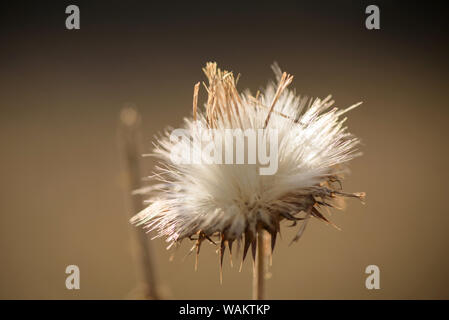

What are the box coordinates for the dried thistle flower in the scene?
[131,62,365,272]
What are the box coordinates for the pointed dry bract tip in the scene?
[228,240,234,267]
[355,192,366,203]
[192,82,200,121]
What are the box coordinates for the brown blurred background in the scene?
[0,0,448,299]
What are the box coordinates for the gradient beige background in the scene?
[1,1,448,299]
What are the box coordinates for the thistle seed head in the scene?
[131,62,365,270]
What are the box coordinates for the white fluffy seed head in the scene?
[131,62,365,264]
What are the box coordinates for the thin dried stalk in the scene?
[119,107,159,300]
[252,229,270,300]
[264,71,294,128]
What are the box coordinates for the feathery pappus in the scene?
[131,62,365,274]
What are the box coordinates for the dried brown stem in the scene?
[252,229,270,300]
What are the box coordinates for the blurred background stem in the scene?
[119,106,159,300]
